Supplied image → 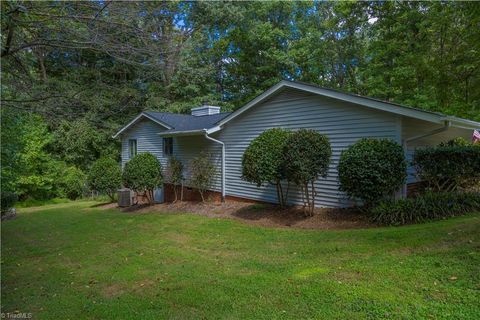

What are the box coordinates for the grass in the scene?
[1,202,479,319]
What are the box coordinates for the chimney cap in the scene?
[191,105,221,116]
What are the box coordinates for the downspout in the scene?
[204,130,225,202]
[402,120,451,197]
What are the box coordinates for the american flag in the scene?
[473,129,480,143]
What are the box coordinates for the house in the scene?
[113,80,480,208]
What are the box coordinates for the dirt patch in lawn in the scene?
[98,200,374,230]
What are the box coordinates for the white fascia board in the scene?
[158,129,205,137]
[444,116,480,130]
[112,113,172,138]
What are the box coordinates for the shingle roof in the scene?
[144,111,231,133]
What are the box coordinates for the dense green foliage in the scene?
[338,139,407,206]
[1,1,479,201]
[413,145,480,192]
[371,192,480,226]
[88,157,122,201]
[283,129,332,214]
[2,201,480,318]
[1,192,18,213]
[189,152,216,202]
[242,128,292,207]
[57,166,87,200]
[122,153,163,204]
[164,156,184,202]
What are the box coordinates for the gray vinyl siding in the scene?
[120,119,221,192]
[217,88,402,208]
[172,136,222,192]
[121,119,167,168]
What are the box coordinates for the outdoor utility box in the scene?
[154,188,164,203]
[118,188,133,207]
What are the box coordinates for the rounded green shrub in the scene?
[242,128,292,206]
[338,138,406,206]
[283,129,331,214]
[283,129,331,185]
[123,153,163,204]
[88,157,122,201]
[58,166,87,200]
[413,144,480,192]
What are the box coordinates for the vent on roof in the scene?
[191,105,220,116]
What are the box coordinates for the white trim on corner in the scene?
[112,113,172,138]
[217,81,480,129]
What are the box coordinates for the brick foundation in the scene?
[163,183,269,204]
[406,182,427,197]
[163,183,222,202]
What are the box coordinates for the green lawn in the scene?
[2,202,479,319]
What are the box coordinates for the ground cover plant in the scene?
[1,201,479,319]
[370,191,480,225]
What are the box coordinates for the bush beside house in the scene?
[164,156,184,202]
[242,128,292,207]
[189,152,215,202]
[338,138,407,207]
[123,153,163,204]
[283,129,331,215]
[413,144,480,192]
[88,157,122,202]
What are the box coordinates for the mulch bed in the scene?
[99,200,374,230]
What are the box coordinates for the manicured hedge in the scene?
[338,138,407,206]
[242,128,292,207]
[88,157,122,201]
[283,129,331,215]
[370,192,480,225]
[123,153,163,204]
[413,145,480,192]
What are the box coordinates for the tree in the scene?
[88,157,122,202]
[242,128,292,207]
[122,153,163,204]
[164,156,184,202]
[189,152,215,202]
[283,129,332,215]
[58,166,86,200]
[338,138,407,207]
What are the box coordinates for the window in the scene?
[163,137,173,156]
[129,139,137,158]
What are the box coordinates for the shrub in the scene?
[1,192,18,214]
[58,166,87,200]
[283,129,331,215]
[413,145,480,192]
[88,157,122,201]
[123,153,163,204]
[370,192,480,225]
[165,156,184,202]
[438,137,472,147]
[189,152,215,202]
[338,138,407,206]
[242,128,292,207]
